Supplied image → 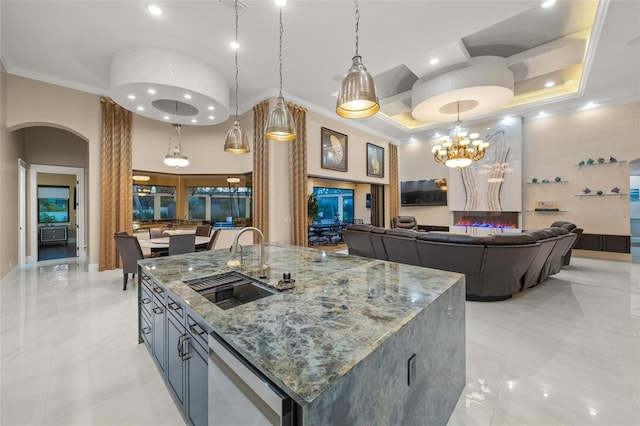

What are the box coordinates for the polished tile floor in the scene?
[1,254,638,425]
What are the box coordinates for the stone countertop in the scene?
[138,243,464,407]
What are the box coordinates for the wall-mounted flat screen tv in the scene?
[401,178,447,206]
[38,185,70,223]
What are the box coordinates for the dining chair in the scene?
[206,229,222,250]
[169,233,196,256]
[114,234,146,291]
[195,225,212,237]
[149,227,166,239]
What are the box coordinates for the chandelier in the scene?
[164,122,189,168]
[431,101,489,169]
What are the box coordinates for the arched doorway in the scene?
[12,125,89,264]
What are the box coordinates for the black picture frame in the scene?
[367,143,384,178]
[321,127,348,172]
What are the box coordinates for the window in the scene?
[187,186,253,224]
[133,185,176,221]
[313,187,354,223]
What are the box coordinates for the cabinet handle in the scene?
[142,326,151,335]
[153,287,164,294]
[168,302,181,311]
[189,323,205,336]
[152,307,162,314]
[180,334,191,361]
[141,298,151,305]
[177,334,184,357]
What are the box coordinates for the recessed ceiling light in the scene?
[434,133,440,138]
[486,127,491,130]
[184,94,192,100]
[274,0,287,6]
[147,4,163,16]
[539,111,546,116]
[584,101,596,109]
[429,58,440,65]
[208,106,215,111]
[137,106,145,111]
[229,41,240,50]
[503,116,513,124]
[541,0,557,8]
[191,119,197,123]
[163,115,170,120]
[544,81,555,88]
[127,94,136,100]
[148,88,156,94]
[208,116,215,120]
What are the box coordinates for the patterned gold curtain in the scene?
[287,102,308,246]
[99,98,133,271]
[389,144,400,222]
[370,184,385,227]
[253,100,270,241]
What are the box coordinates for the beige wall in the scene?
[25,126,88,168]
[132,111,253,174]
[522,102,640,234]
[7,75,100,267]
[397,102,640,235]
[0,63,26,278]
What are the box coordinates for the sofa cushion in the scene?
[549,226,569,235]
[485,234,537,245]
[551,221,577,231]
[417,232,487,244]
[385,228,419,238]
[345,224,372,232]
[525,230,550,241]
[370,226,386,234]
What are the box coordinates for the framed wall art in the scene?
[367,143,384,178]
[321,127,348,172]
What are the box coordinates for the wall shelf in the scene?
[574,193,628,197]
[574,160,626,168]
[526,180,568,185]
[525,210,568,214]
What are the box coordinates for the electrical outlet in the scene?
[408,354,417,386]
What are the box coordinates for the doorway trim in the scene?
[18,159,27,265]
[28,164,86,264]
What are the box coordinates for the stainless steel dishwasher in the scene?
[208,333,295,426]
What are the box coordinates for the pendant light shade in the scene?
[265,96,296,141]
[224,0,250,154]
[265,8,295,141]
[224,120,250,153]
[336,55,380,118]
[336,0,379,119]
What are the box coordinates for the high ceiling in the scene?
[2,0,639,144]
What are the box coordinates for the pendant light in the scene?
[336,0,380,119]
[224,0,250,154]
[265,8,296,141]
[164,101,189,168]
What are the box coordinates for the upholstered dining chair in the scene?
[169,233,196,256]
[206,229,222,250]
[149,227,166,239]
[195,225,212,237]
[114,233,146,291]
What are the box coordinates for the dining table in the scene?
[138,235,212,249]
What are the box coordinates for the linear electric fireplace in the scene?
[453,211,519,229]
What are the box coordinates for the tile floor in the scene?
[0,254,638,425]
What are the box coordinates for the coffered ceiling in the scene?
[2,0,638,144]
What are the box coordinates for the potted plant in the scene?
[307,193,319,223]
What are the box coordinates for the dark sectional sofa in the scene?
[342,224,578,302]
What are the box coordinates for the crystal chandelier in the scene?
[224,0,250,154]
[164,121,189,168]
[431,102,489,169]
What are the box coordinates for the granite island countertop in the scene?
[138,243,464,409]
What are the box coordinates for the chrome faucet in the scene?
[230,227,268,278]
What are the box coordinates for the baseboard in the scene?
[573,249,631,262]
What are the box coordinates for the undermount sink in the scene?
[185,272,276,310]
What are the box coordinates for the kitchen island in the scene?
[138,243,465,425]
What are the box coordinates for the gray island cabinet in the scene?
[138,243,465,426]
